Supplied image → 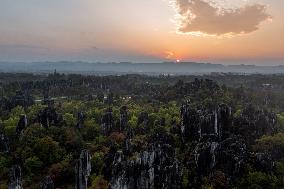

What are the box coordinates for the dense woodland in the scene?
[0,72,284,189]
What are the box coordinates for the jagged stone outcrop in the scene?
[194,142,219,176]
[189,135,247,188]
[255,153,274,172]
[16,115,28,135]
[180,101,251,187]
[136,112,150,134]
[107,134,183,189]
[0,132,10,153]
[180,102,232,142]
[101,108,113,135]
[159,117,166,127]
[43,86,51,106]
[8,165,23,189]
[0,89,34,112]
[76,112,86,129]
[217,104,232,139]
[153,143,183,189]
[75,150,92,189]
[119,106,128,132]
[180,102,201,141]
[11,90,34,109]
[234,104,277,144]
[0,97,12,113]
[180,102,278,188]
[108,149,152,189]
[37,107,64,128]
[126,127,134,139]
[123,138,132,155]
[40,176,54,189]
[218,136,247,176]
[137,112,149,126]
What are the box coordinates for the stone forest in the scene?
[0,72,284,189]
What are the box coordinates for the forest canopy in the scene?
[0,73,283,189]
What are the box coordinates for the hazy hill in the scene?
[0,61,283,75]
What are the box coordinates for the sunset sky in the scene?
[0,0,283,65]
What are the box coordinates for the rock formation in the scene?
[76,112,86,129]
[107,133,183,189]
[37,107,64,128]
[11,90,34,109]
[101,108,113,135]
[75,150,92,189]
[0,132,10,153]
[255,153,274,172]
[234,104,277,144]
[180,102,232,142]
[8,165,23,189]
[40,176,54,189]
[119,106,128,132]
[16,115,28,136]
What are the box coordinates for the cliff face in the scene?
[107,142,182,189]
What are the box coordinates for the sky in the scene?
[0,0,283,65]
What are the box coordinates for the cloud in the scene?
[173,0,271,36]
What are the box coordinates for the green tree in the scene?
[63,113,76,127]
[0,156,10,179]
[274,162,284,187]
[10,106,25,117]
[24,156,43,176]
[34,136,65,165]
[3,116,19,139]
[239,171,278,189]
[91,152,104,175]
[254,133,284,159]
[90,175,109,189]
[277,114,284,131]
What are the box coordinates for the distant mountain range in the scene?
[0,61,284,75]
